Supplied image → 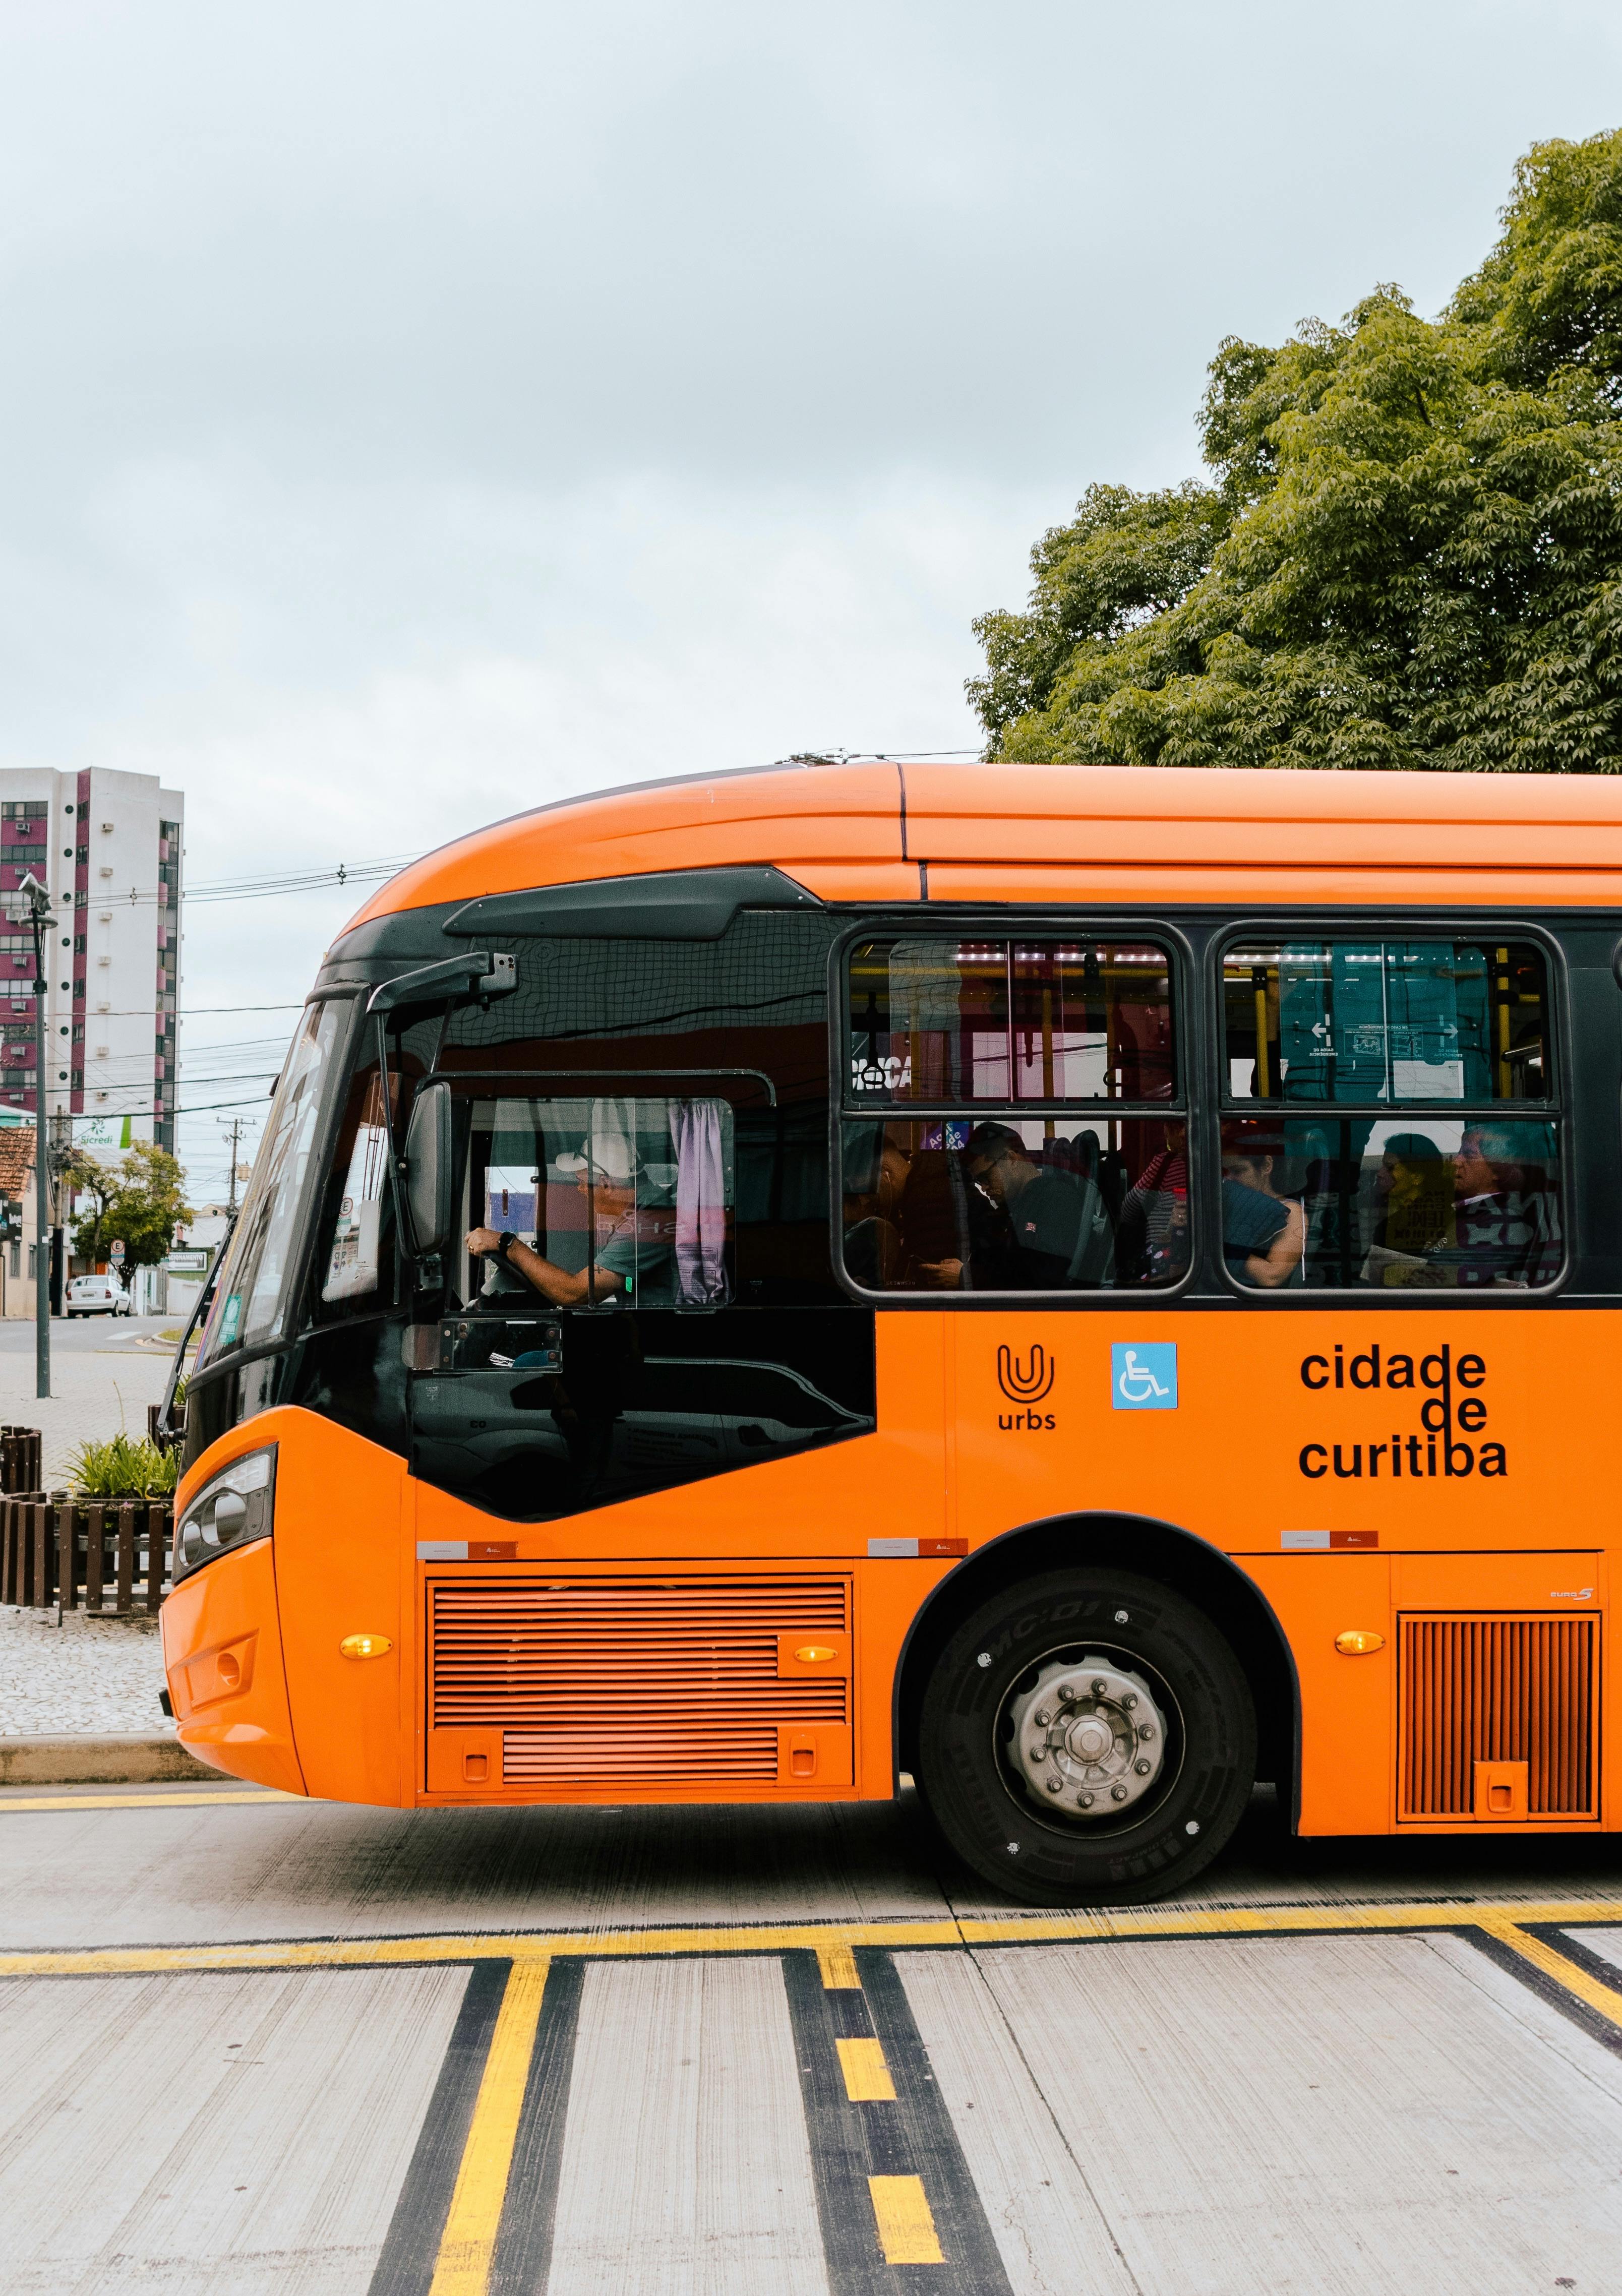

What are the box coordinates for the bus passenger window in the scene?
[1217,935,1561,1290]
[843,932,1186,1294]
[1222,940,1551,1106]
[849,939,1175,1104]
[1219,1116,1561,1290]
[842,1118,1189,1294]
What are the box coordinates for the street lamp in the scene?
[17,871,52,1400]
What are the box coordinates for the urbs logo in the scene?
[997,1343,1056,1431]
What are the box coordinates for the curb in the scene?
[0,1734,216,1786]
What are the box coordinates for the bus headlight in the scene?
[175,1446,277,1581]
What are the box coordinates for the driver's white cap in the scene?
[554,1130,639,1183]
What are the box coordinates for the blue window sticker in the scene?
[1112,1342,1177,1410]
[220,1292,243,1348]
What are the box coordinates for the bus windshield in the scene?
[197,998,349,1363]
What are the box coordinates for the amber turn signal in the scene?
[1334,1628,1385,1656]
[794,1644,836,1665]
[339,1633,393,1660]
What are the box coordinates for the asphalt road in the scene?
[0,1308,176,1356]
[3,1784,1621,2294]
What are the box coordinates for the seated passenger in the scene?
[1221,1132,1304,1288]
[1360,1131,1453,1286]
[920,1123,1087,1290]
[466,1133,675,1306]
[1443,1123,1558,1287]
[1116,1126,1188,1284]
[843,1135,911,1287]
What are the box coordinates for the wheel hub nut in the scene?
[1065,1714,1114,1763]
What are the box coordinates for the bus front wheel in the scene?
[916,1567,1256,1906]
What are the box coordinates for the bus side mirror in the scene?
[403,1080,454,1257]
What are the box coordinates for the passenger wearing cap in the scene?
[466,1130,675,1307]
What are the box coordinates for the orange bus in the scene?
[160,761,1619,1902]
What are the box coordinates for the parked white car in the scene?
[65,1272,131,1317]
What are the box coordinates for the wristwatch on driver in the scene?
[494,1231,519,1262]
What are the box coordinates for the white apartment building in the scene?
[0,768,183,1153]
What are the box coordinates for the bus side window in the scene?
[841,935,1187,1293]
[1219,938,1563,1291]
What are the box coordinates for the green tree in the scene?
[64,1150,116,1264]
[971,130,1622,772]
[69,1142,194,1271]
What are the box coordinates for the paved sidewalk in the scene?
[0,1605,171,1735]
[0,1326,173,1484]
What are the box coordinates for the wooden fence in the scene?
[0,1494,173,1616]
[0,1425,41,1496]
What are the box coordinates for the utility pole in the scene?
[17,873,52,1401]
[219,1114,247,1214]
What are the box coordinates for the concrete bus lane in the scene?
[1,1786,1621,2293]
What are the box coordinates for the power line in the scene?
[0,1089,281,1122]
[53,1003,307,1019]
[38,851,425,911]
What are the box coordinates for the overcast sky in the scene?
[1,1,1617,1191]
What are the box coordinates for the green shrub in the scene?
[66,1433,179,1498]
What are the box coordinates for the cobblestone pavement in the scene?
[0,1605,171,1735]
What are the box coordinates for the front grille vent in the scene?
[429,1575,849,1783]
[1399,1613,1598,1820]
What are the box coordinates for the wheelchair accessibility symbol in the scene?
[1112,1342,1178,1410]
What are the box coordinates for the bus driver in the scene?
[466,1132,675,1307]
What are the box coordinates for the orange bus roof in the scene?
[342,761,1622,934]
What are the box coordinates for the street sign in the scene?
[109,1239,125,1260]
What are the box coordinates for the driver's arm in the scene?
[465,1227,626,1309]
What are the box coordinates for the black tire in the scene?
[916,1567,1256,1906]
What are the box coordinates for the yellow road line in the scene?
[816,1941,861,1988]
[1475,1916,1622,2033]
[4,1900,1622,1980]
[0,1791,297,1814]
[427,1959,550,2296]
[868,2175,943,2265]
[836,2036,896,2101]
